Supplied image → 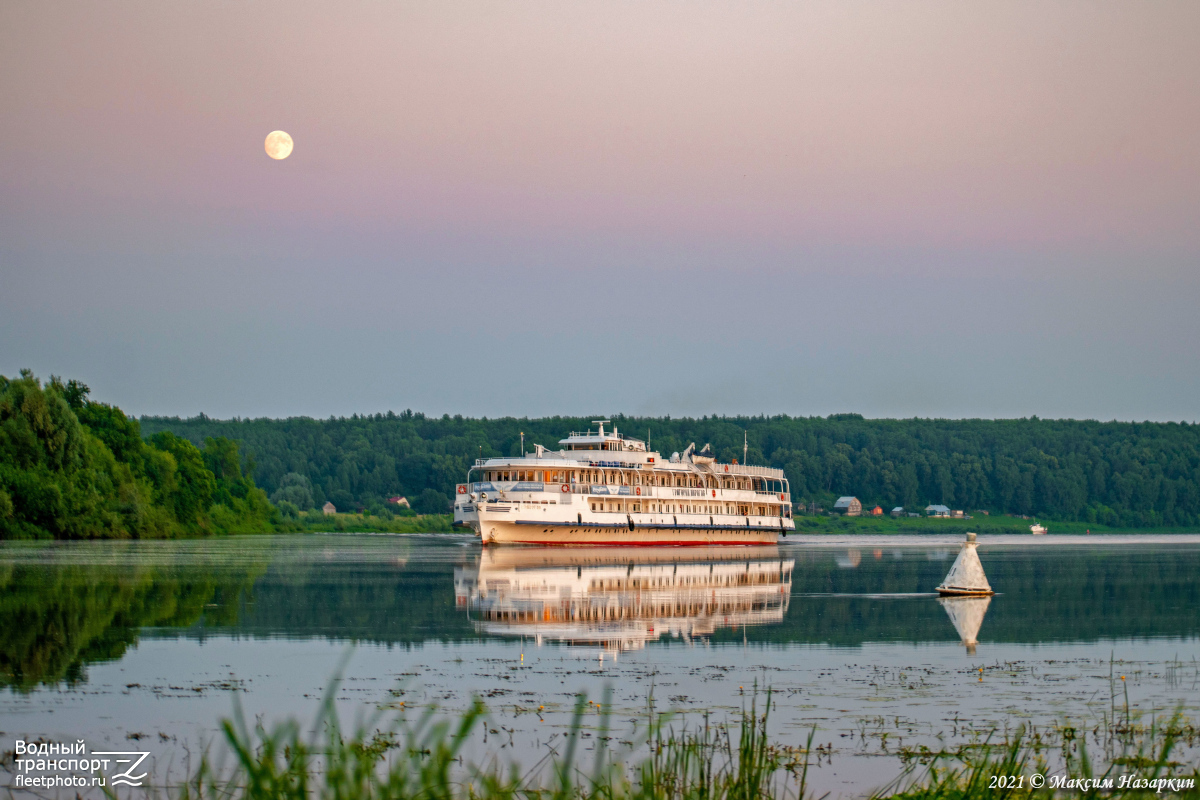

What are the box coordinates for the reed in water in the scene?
[164,683,1199,800]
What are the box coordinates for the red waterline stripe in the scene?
[498,539,776,547]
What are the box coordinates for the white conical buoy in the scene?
[936,532,994,596]
[938,595,992,654]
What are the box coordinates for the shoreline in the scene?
[791,515,1199,536]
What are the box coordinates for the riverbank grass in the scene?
[276,512,456,534]
[170,687,1199,800]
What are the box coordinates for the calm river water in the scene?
[3,533,1199,797]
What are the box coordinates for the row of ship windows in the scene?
[484,469,764,492]
[588,572,793,590]
[479,599,785,623]
[455,500,790,517]
[588,501,787,517]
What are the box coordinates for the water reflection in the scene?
[0,542,262,690]
[4,536,1200,691]
[938,596,992,654]
[455,547,794,652]
[834,549,862,568]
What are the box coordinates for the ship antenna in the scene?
[520,431,524,457]
[744,430,748,466]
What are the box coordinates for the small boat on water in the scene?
[936,532,994,596]
[1030,524,1047,535]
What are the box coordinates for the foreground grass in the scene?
[165,686,1200,800]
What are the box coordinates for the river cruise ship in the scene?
[453,422,794,545]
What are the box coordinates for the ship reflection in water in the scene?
[455,546,794,652]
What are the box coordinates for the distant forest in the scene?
[140,412,1200,527]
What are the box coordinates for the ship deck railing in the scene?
[463,481,789,503]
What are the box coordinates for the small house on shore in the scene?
[322,501,337,515]
[890,506,905,517]
[834,496,862,516]
[925,504,950,517]
[387,495,410,508]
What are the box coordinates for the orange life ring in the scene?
[724,465,729,473]
[635,486,641,496]
[457,485,466,494]
[560,484,570,493]
[712,489,716,497]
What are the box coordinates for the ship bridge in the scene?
[559,420,646,452]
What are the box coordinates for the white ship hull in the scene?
[466,505,783,546]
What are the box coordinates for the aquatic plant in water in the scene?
[153,680,1199,800]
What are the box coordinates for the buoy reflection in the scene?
[938,595,993,654]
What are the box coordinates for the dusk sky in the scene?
[3,1,1198,421]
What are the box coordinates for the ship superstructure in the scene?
[453,421,794,545]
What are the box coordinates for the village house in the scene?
[833,496,863,516]
[387,495,410,508]
[322,501,337,515]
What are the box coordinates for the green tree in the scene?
[148,432,216,527]
[413,488,450,514]
[270,473,315,509]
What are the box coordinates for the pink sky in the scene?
[2,1,1198,418]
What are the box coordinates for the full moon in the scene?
[265,130,293,160]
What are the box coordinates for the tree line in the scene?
[0,371,275,539]
[140,410,1200,527]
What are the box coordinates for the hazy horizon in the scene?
[4,1,1198,422]
[134,408,1197,425]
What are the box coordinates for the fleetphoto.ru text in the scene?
[12,739,149,790]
